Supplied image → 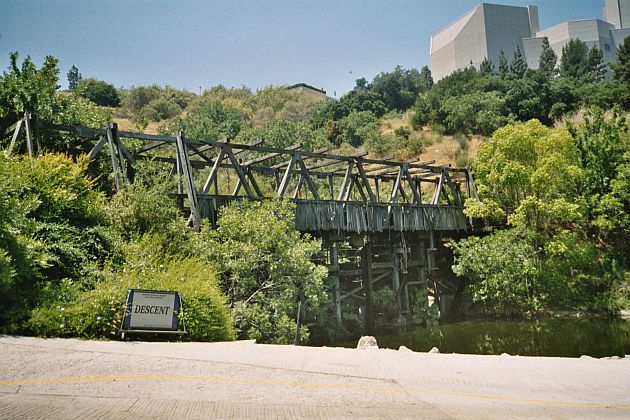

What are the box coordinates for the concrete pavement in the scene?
[1,335,629,418]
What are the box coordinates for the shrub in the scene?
[29,257,235,341]
[75,78,120,107]
[196,200,328,344]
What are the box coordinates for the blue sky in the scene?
[1,0,601,96]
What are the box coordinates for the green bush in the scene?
[75,78,120,107]
[196,200,329,344]
[29,257,235,341]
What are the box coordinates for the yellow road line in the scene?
[1,374,629,409]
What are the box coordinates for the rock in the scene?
[356,336,379,350]
[428,347,440,354]
[398,345,413,353]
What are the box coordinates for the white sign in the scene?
[129,291,177,329]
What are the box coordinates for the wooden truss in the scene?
[3,115,480,232]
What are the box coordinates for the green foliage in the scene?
[370,65,432,111]
[588,47,607,82]
[504,72,553,124]
[106,161,181,241]
[611,36,630,84]
[539,37,558,78]
[333,88,387,119]
[510,46,527,79]
[0,52,108,156]
[162,97,247,140]
[560,39,591,80]
[451,229,540,313]
[196,200,328,343]
[498,50,509,78]
[569,109,630,262]
[237,118,329,151]
[471,120,582,229]
[337,110,380,147]
[441,91,509,135]
[456,115,630,315]
[0,52,59,127]
[121,85,194,125]
[0,154,112,331]
[75,78,120,107]
[480,57,494,75]
[66,65,81,91]
[29,258,235,341]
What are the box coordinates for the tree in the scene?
[466,119,583,230]
[0,52,59,127]
[538,37,558,78]
[336,110,380,147]
[197,200,328,343]
[510,46,527,79]
[498,50,509,78]
[588,46,607,82]
[480,57,495,75]
[419,65,434,90]
[560,39,590,80]
[162,98,247,141]
[611,36,630,83]
[370,65,430,111]
[75,78,120,107]
[66,65,81,90]
[440,91,508,135]
[354,77,368,90]
[237,118,329,151]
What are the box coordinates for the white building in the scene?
[430,0,630,81]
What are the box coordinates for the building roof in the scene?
[286,83,326,95]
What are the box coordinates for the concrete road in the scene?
[0,335,629,419]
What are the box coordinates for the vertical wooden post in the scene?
[30,113,41,155]
[330,243,342,322]
[111,123,127,183]
[176,132,201,231]
[362,236,375,335]
[106,123,122,191]
[24,113,35,159]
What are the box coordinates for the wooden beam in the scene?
[6,118,23,156]
[3,119,22,136]
[87,135,107,160]
[176,132,201,230]
[277,155,296,198]
[24,113,35,158]
[106,124,122,191]
[296,155,320,200]
[225,145,255,199]
[389,166,403,204]
[135,140,169,154]
[241,143,301,166]
[118,130,177,142]
[354,160,376,202]
[202,147,226,194]
[337,161,354,201]
[403,165,421,204]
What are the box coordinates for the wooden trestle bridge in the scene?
[5,114,482,332]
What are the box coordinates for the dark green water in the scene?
[335,318,630,358]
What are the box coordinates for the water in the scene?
[335,318,630,358]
